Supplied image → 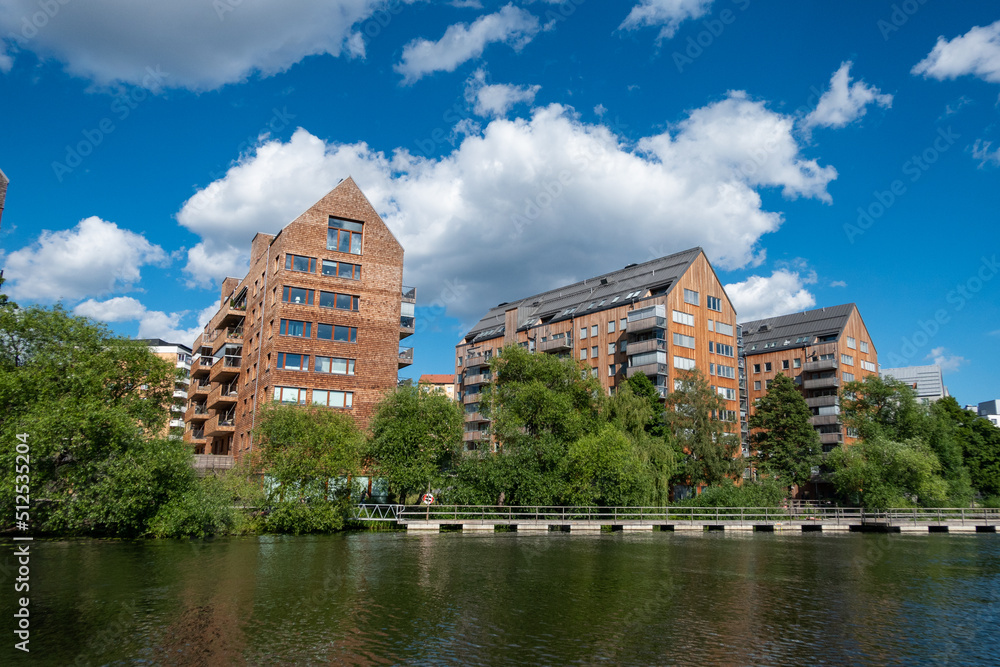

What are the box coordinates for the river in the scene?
[7,531,1000,665]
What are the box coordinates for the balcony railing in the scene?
[463,431,488,442]
[627,362,670,379]
[463,392,481,405]
[538,336,573,354]
[804,376,840,390]
[626,315,666,334]
[464,373,490,386]
[402,286,416,303]
[806,395,838,408]
[398,347,414,367]
[465,411,488,422]
[626,338,667,356]
[804,359,838,372]
[400,316,415,337]
[819,432,843,445]
[810,414,840,426]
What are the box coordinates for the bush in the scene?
[263,499,349,535]
[675,479,786,508]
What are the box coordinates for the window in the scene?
[706,295,722,311]
[711,342,734,357]
[591,346,598,358]
[609,364,616,377]
[764,362,772,372]
[753,364,761,373]
[709,363,715,375]
[620,318,627,331]
[715,322,734,336]
[279,319,311,338]
[608,320,615,333]
[277,352,308,371]
[683,289,699,306]
[321,259,361,280]
[282,286,314,305]
[608,343,616,355]
[619,340,627,352]
[315,356,355,375]
[672,310,694,326]
[716,364,736,379]
[581,348,588,360]
[861,360,877,372]
[630,351,666,367]
[317,324,357,343]
[274,386,307,404]
[580,327,587,340]
[591,324,598,337]
[707,319,714,332]
[841,354,854,366]
[754,381,761,390]
[319,291,359,311]
[285,254,316,273]
[846,336,856,350]
[843,372,855,382]
[673,332,696,349]
[860,341,869,353]
[312,389,353,408]
[717,387,736,401]
[328,217,363,254]
[793,358,801,369]
[819,353,836,361]
[674,355,696,370]
[766,379,772,389]
[782,360,789,370]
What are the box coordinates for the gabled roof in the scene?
[740,303,856,356]
[463,247,704,343]
[419,374,457,384]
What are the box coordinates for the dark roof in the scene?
[740,303,856,356]
[136,338,193,352]
[463,248,704,343]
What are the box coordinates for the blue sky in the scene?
[0,0,998,405]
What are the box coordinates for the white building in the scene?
[880,364,948,403]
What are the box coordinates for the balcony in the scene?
[806,395,838,408]
[210,325,244,355]
[464,353,490,369]
[626,338,667,356]
[185,402,210,422]
[219,300,247,328]
[464,372,490,386]
[538,336,573,354]
[398,347,413,368]
[401,285,416,303]
[192,454,235,476]
[626,315,666,334]
[804,359,838,372]
[190,354,214,377]
[400,315,415,339]
[188,379,211,399]
[172,389,187,400]
[208,382,239,410]
[463,430,488,443]
[209,355,242,383]
[463,392,482,405]
[803,376,840,390]
[183,428,206,445]
[205,412,236,437]
[627,362,670,379]
[810,414,840,427]
[169,418,185,429]
[819,432,843,446]
[465,411,488,422]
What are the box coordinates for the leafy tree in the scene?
[603,383,675,505]
[623,372,670,438]
[252,402,363,533]
[675,478,786,508]
[150,462,266,538]
[826,437,948,510]
[562,425,649,506]
[665,368,744,487]
[749,373,821,488]
[933,397,1000,498]
[840,375,926,442]
[367,384,463,504]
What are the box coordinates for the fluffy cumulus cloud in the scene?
[619,0,714,41]
[465,69,540,117]
[912,20,1000,84]
[75,297,217,345]
[724,269,817,321]
[0,0,390,91]
[395,4,540,84]
[177,92,836,322]
[2,217,167,301]
[803,62,893,130]
[926,347,968,373]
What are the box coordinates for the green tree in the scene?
[934,397,1000,498]
[749,373,821,488]
[252,402,363,533]
[367,384,463,504]
[603,383,675,505]
[826,437,948,510]
[840,375,926,442]
[665,368,744,488]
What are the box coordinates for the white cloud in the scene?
[75,297,217,345]
[803,62,892,130]
[724,269,817,321]
[619,0,714,41]
[176,93,836,322]
[971,139,1000,166]
[594,103,607,117]
[0,41,12,73]
[0,0,389,91]
[395,4,540,84]
[465,69,540,117]
[927,347,968,373]
[2,217,167,301]
[829,280,847,288]
[912,20,1000,84]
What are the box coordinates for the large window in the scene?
[317,323,357,343]
[717,387,737,400]
[673,332,696,349]
[328,217,363,254]
[683,289,699,306]
[279,319,311,338]
[277,352,309,371]
[716,364,736,379]
[673,355,696,370]
[861,360,877,372]
[672,310,694,326]
[319,291,360,311]
[274,386,307,404]
[841,354,854,366]
[846,336,856,350]
[285,254,316,273]
[322,259,361,280]
[860,340,869,353]
[715,321,734,336]
[843,372,855,382]
[706,295,722,311]
[282,286,314,305]
[312,389,353,408]
[710,342,734,357]
[315,356,355,375]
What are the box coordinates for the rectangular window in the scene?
[709,363,716,375]
[580,327,588,340]
[706,295,722,311]
[279,319,311,338]
[321,259,361,280]
[608,342,616,355]
[846,336,856,350]
[591,324,598,337]
[673,355,696,371]
[753,364,761,373]
[609,364,616,377]
[860,340,869,353]
[861,360,877,372]
[619,341,627,352]
[315,356,355,375]
[312,389,353,409]
[754,380,761,390]
[316,323,357,343]
[273,386,307,404]
[608,320,615,334]
[276,352,309,371]
[620,318,627,331]
[285,254,316,273]
[319,291,360,311]
[717,387,737,401]
[711,342,734,357]
[630,350,666,367]
[683,289,699,306]
[672,310,695,326]
[673,332,696,349]
[328,217,363,254]
[707,319,714,332]
[793,358,801,369]
[581,348,588,360]
[282,286,314,305]
[715,322,734,337]
[716,364,736,379]
[764,362,772,372]
[843,372,855,382]
[591,346,598,358]
[841,354,854,366]
[782,359,790,370]
[766,379,772,389]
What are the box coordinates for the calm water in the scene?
[4,531,999,665]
